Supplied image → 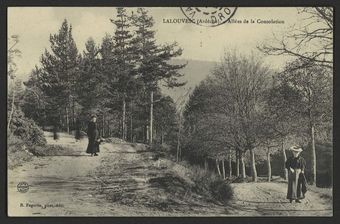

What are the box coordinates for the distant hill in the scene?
[160,59,218,106]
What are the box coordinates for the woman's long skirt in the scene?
[287,169,303,200]
[86,137,99,154]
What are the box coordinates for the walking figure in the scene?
[285,145,307,203]
[86,115,100,156]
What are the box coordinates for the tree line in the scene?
[182,51,332,185]
[182,7,333,186]
[15,8,185,146]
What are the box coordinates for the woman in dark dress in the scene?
[86,115,100,156]
[285,146,306,203]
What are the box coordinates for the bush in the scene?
[8,134,33,169]
[175,164,233,204]
[8,134,24,153]
[210,178,234,204]
[9,109,46,146]
[190,165,216,194]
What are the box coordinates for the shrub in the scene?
[176,164,234,204]
[190,165,217,195]
[8,134,24,153]
[9,109,46,146]
[8,134,33,169]
[210,178,234,204]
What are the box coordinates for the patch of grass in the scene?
[210,178,234,204]
[9,109,47,146]
[8,134,33,169]
[8,150,33,169]
[170,163,233,205]
[149,173,194,195]
[29,145,77,156]
[95,143,233,212]
[187,165,233,204]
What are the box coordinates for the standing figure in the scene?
[285,145,306,203]
[53,120,59,142]
[75,117,81,142]
[86,115,99,156]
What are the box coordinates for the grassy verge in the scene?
[8,149,33,170]
[95,142,233,214]
[8,135,33,169]
[29,144,78,156]
[170,162,233,205]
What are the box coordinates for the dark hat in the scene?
[90,114,97,118]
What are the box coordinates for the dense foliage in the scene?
[18,8,184,147]
[182,52,332,186]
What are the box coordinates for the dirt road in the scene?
[8,133,332,216]
[229,182,332,216]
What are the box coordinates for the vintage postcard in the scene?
[7,7,333,216]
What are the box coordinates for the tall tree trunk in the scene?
[282,140,288,181]
[240,151,246,179]
[143,125,146,143]
[236,150,240,177]
[310,122,317,185]
[59,111,62,129]
[176,131,180,162]
[267,148,272,182]
[216,159,222,177]
[130,101,133,142]
[204,158,208,170]
[176,114,181,162]
[179,145,182,161]
[222,159,226,179]
[228,150,232,177]
[161,129,164,145]
[149,91,153,145]
[308,86,317,186]
[102,114,105,137]
[250,149,258,182]
[122,96,126,141]
[65,106,69,133]
[72,98,75,128]
[7,87,16,133]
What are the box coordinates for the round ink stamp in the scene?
[17,181,29,193]
[180,7,237,27]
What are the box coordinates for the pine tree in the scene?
[110,7,138,141]
[39,19,80,133]
[77,38,101,113]
[131,8,186,145]
[22,67,47,127]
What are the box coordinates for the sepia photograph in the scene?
[7,6,333,216]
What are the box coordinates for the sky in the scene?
[8,7,301,81]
